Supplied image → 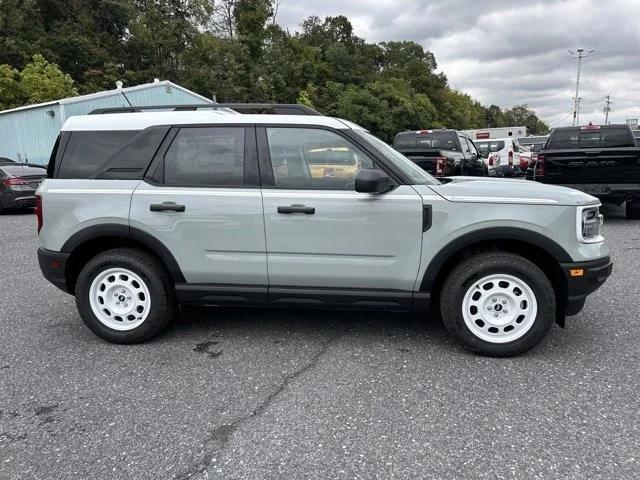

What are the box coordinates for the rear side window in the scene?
[548,127,633,149]
[58,130,139,178]
[163,127,245,187]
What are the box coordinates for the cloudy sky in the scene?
[277,0,640,127]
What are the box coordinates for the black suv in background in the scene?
[393,129,487,177]
[527,124,640,219]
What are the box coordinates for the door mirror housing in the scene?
[355,169,394,194]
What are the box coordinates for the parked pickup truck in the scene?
[393,129,487,177]
[527,124,640,219]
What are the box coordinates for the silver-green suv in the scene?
[36,104,612,356]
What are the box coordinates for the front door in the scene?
[259,126,423,293]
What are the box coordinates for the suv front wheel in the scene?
[75,248,176,343]
[440,251,556,357]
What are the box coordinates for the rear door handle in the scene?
[277,204,315,214]
[150,202,185,212]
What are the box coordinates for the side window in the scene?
[466,138,479,156]
[164,127,244,187]
[266,127,375,190]
[58,130,139,178]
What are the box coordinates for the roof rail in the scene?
[88,103,322,116]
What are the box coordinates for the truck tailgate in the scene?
[543,148,640,184]
[399,150,437,173]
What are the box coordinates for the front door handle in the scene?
[277,204,315,214]
[150,202,185,212]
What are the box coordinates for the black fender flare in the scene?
[61,224,186,283]
[419,227,572,292]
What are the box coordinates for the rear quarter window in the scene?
[58,130,139,179]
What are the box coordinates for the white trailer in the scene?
[461,126,527,140]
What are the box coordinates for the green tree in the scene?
[181,33,250,101]
[0,64,27,109]
[503,105,549,135]
[439,89,485,130]
[18,54,78,104]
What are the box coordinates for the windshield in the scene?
[354,130,439,185]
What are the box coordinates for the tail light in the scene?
[533,154,545,178]
[519,155,528,170]
[508,150,513,165]
[35,193,43,234]
[2,176,29,186]
[435,156,447,175]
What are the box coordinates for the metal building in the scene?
[0,80,211,165]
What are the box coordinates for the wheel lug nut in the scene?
[502,300,507,304]
[487,306,492,310]
[492,298,497,302]
[494,313,499,317]
[504,309,508,313]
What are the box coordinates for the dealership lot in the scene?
[0,207,638,479]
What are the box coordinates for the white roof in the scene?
[0,80,212,115]
[62,111,360,131]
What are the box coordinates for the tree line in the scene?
[0,0,549,141]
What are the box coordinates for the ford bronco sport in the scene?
[37,104,612,356]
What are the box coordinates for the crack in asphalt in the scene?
[173,326,350,480]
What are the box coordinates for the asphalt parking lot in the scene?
[0,206,638,480]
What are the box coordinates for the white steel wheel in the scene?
[461,273,538,343]
[88,268,151,331]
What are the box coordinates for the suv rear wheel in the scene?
[440,251,555,357]
[75,248,176,343]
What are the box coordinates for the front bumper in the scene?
[560,256,612,316]
[37,248,70,293]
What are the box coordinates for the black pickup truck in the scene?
[393,129,487,177]
[527,124,640,219]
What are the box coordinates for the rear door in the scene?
[258,126,423,296]
[129,125,268,287]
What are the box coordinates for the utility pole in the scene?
[603,95,612,124]
[569,48,596,126]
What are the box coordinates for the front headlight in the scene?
[577,205,603,243]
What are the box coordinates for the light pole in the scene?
[569,48,595,126]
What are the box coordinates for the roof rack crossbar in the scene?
[88,103,321,116]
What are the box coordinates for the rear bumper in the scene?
[37,248,70,293]
[560,256,612,316]
[2,191,37,208]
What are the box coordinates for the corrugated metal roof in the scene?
[0,80,212,115]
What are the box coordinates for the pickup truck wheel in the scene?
[75,248,176,343]
[626,200,640,219]
[440,251,555,357]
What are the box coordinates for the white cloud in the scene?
[277,0,640,126]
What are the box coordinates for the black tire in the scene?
[439,251,556,357]
[626,200,640,220]
[75,248,176,343]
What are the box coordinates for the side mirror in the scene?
[355,169,394,194]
